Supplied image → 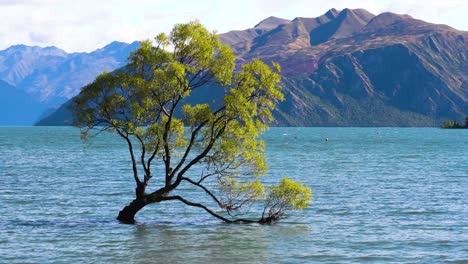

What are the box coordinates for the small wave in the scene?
[355,256,394,261]
[295,254,342,260]
[402,210,446,215]
[96,192,124,196]
[13,219,116,227]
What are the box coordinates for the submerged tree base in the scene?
[117,199,147,224]
[116,195,286,225]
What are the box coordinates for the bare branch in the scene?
[162,95,182,187]
[134,133,149,177]
[147,141,160,171]
[170,115,229,190]
[198,153,244,183]
[181,177,224,208]
[170,118,209,179]
[116,129,142,185]
[161,196,257,224]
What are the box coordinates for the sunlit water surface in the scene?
[0,127,466,263]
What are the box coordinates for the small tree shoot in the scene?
[72,21,311,224]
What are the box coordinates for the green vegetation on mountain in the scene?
[37,8,468,126]
[441,116,468,128]
[220,8,467,126]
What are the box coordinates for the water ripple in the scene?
[0,127,467,263]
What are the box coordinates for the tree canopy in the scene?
[72,21,311,224]
[441,116,468,129]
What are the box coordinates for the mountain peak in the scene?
[377,12,412,20]
[365,12,415,30]
[102,41,130,50]
[370,12,412,23]
[0,44,67,58]
[6,44,63,51]
[91,41,139,56]
[325,8,340,19]
[308,7,375,45]
[336,8,375,22]
[254,16,289,29]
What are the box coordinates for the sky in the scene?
[0,0,466,52]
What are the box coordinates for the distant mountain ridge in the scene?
[0,41,139,125]
[14,8,468,126]
[217,8,467,126]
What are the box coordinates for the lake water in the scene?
[0,127,467,263]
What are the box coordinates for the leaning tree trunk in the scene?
[117,184,170,224]
[117,184,150,224]
[117,198,148,224]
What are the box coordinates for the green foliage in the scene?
[441,120,462,129]
[219,177,266,212]
[263,178,312,221]
[71,21,309,223]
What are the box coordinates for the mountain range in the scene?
[3,8,468,126]
[0,41,139,125]
[218,8,467,126]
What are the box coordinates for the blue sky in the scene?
[0,0,466,52]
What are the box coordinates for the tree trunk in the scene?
[117,186,169,224]
[117,198,147,224]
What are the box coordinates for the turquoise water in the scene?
[0,127,467,263]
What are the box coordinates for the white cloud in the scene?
[380,0,467,25]
[0,0,466,52]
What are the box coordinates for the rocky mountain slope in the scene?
[219,8,467,126]
[36,8,468,126]
[0,41,138,125]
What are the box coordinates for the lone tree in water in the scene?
[72,21,311,224]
